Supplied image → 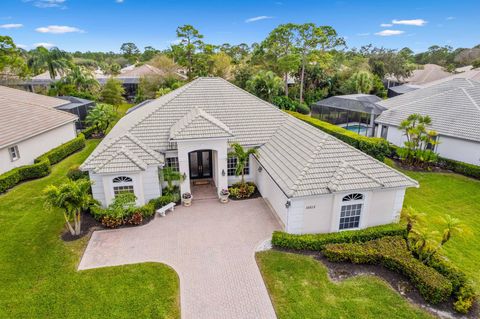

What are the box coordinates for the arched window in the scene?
[113,176,133,183]
[339,193,364,230]
[112,176,134,197]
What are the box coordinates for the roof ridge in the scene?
[460,86,480,112]
[94,146,146,173]
[291,138,327,193]
[327,161,384,193]
[124,133,164,162]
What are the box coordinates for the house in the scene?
[0,86,78,174]
[80,77,417,234]
[311,94,386,137]
[385,64,452,88]
[375,78,480,165]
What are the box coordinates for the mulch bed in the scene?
[229,188,262,201]
[392,159,455,175]
[275,248,479,319]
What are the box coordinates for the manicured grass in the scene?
[257,251,433,319]
[0,140,179,319]
[387,160,480,291]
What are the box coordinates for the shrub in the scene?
[229,182,255,199]
[295,103,310,115]
[287,111,390,161]
[149,193,178,209]
[323,236,452,304]
[35,134,86,165]
[0,158,51,193]
[67,164,89,181]
[82,126,97,139]
[272,223,406,251]
[136,202,156,218]
[437,156,480,179]
[100,215,124,228]
[126,212,143,225]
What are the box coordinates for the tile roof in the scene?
[0,85,77,148]
[169,107,233,140]
[376,78,480,143]
[83,77,417,197]
[387,64,452,85]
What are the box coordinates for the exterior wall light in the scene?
[182,172,187,180]
[222,169,226,176]
[285,200,291,208]
[258,166,263,173]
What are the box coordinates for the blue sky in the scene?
[1,0,479,53]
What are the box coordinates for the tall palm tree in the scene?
[64,65,99,92]
[44,179,96,236]
[85,103,117,136]
[228,143,258,185]
[28,46,71,80]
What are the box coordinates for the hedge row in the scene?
[287,111,390,161]
[0,134,85,194]
[82,126,97,139]
[323,236,452,304]
[271,223,406,251]
[437,156,480,179]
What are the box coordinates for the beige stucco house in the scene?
[81,77,417,234]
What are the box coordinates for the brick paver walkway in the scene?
[78,198,280,319]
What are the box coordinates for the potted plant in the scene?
[182,192,192,206]
[219,189,230,203]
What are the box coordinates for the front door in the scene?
[189,150,212,179]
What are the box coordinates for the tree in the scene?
[263,23,299,96]
[149,54,179,74]
[141,46,159,62]
[175,24,204,78]
[246,70,283,102]
[156,87,172,97]
[100,78,125,108]
[472,59,480,69]
[397,114,439,166]
[401,206,426,249]
[85,103,117,136]
[28,46,71,79]
[161,167,183,194]
[210,52,232,78]
[63,65,99,92]
[120,42,140,64]
[409,226,439,261]
[343,70,374,94]
[0,35,28,79]
[43,179,96,236]
[228,143,258,185]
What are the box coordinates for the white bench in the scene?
[156,202,176,217]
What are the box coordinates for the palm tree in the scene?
[85,103,117,136]
[44,179,96,236]
[161,167,183,194]
[409,226,439,261]
[64,65,99,92]
[28,46,71,80]
[401,206,426,246]
[228,143,258,185]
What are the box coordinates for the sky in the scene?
[1,0,479,53]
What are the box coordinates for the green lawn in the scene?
[0,140,179,319]
[257,251,433,319]
[395,163,480,291]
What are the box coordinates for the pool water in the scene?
[344,125,368,135]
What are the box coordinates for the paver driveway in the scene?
[79,198,281,319]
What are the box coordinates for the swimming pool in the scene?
[344,124,368,135]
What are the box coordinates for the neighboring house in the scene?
[387,84,421,98]
[0,86,78,174]
[311,94,386,137]
[81,77,417,235]
[376,78,480,165]
[385,64,452,88]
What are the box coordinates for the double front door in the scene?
[189,150,212,179]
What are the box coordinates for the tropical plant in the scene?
[397,113,439,167]
[0,35,28,79]
[401,206,426,249]
[408,226,439,261]
[43,179,96,236]
[155,87,172,98]
[85,103,117,136]
[63,65,99,92]
[344,70,374,94]
[28,46,71,80]
[100,78,125,108]
[161,167,183,194]
[228,143,258,185]
[246,70,284,102]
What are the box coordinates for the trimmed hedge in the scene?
[0,134,85,194]
[271,223,406,251]
[437,156,480,180]
[323,236,452,304]
[287,111,390,161]
[82,126,97,139]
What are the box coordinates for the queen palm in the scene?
[28,46,71,80]
[408,226,439,261]
[162,167,183,194]
[64,65,99,92]
[228,143,258,185]
[44,179,96,236]
[400,206,426,249]
[85,103,117,136]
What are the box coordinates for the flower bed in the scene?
[228,182,257,199]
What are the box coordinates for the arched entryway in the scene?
[188,149,218,200]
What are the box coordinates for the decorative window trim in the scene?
[8,145,20,162]
[112,176,134,197]
[227,156,250,176]
[339,193,364,230]
[113,176,133,183]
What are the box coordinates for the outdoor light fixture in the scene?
[222,169,226,176]
[285,200,291,208]
[182,172,187,180]
[258,166,263,173]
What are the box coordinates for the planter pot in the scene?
[183,197,192,207]
[219,194,229,203]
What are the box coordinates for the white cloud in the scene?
[375,29,405,36]
[392,19,427,26]
[16,44,28,49]
[446,16,455,20]
[245,16,273,23]
[357,32,370,36]
[24,0,66,9]
[380,23,392,27]
[35,25,84,34]
[34,42,55,49]
[0,23,23,29]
